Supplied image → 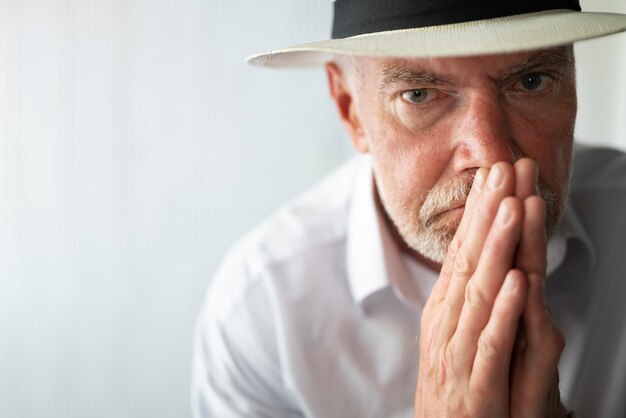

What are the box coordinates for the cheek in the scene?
[513,91,576,191]
[367,122,451,218]
[358,89,476,218]
[366,101,446,165]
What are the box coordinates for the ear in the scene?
[325,62,369,153]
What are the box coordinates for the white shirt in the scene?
[192,145,626,417]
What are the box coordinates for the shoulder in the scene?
[206,155,365,320]
[568,144,626,260]
[571,143,626,192]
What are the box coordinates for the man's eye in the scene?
[516,73,553,92]
[401,89,435,104]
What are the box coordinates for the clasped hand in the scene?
[414,159,567,418]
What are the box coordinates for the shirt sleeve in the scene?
[191,255,303,418]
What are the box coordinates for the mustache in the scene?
[419,169,476,228]
[419,169,556,228]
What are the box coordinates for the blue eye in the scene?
[402,89,431,104]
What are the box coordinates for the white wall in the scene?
[0,1,623,417]
[576,0,626,150]
[0,1,349,417]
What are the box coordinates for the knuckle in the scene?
[436,349,450,386]
[421,299,440,328]
[548,328,566,354]
[448,236,462,258]
[424,289,443,311]
[454,246,476,276]
[537,320,566,355]
[443,342,456,368]
[470,380,493,404]
[464,279,490,310]
[477,330,502,362]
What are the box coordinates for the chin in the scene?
[403,219,459,265]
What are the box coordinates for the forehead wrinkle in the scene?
[499,46,575,82]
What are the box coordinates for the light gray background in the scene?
[0,1,624,417]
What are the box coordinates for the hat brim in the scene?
[247,10,626,67]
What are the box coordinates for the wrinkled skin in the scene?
[326,47,575,417]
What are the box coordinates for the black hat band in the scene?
[332,0,582,39]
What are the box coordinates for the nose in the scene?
[451,91,518,172]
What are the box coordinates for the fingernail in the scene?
[473,170,485,191]
[497,200,511,225]
[489,165,503,189]
[504,274,518,292]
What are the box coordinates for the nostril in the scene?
[452,138,516,173]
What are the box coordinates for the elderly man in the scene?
[193,1,626,417]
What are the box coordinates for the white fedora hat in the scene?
[247,0,626,67]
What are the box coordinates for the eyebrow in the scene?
[378,67,451,91]
[377,46,574,92]
[500,46,574,82]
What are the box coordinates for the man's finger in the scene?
[437,168,487,282]
[451,197,524,370]
[470,269,528,393]
[439,162,516,342]
[509,272,565,417]
[514,158,538,199]
[515,195,547,275]
[425,167,487,313]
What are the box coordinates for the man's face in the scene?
[330,47,577,266]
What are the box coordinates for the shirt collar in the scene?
[346,156,435,307]
[346,155,390,305]
[547,203,598,275]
